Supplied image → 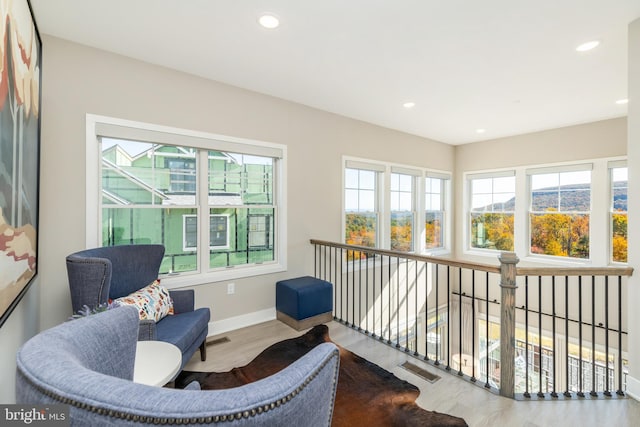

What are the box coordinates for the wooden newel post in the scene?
[499,252,519,398]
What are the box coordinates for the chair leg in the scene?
[200,340,207,361]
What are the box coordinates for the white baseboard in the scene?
[626,375,640,401]
[207,307,277,337]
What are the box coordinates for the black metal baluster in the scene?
[564,276,571,398]
[314,244,317,277]
[590,276,597,397]
[458,267,463,376]
[365,253,369,334]
[551,276,558,398]
[388,256,392,344]
[334,247,338,320]
[396,257,401,349]
[414,260,419,356]
[357,254,362,331]
[379,253,384,341]
[446,265,451,371]
[538,276,544,398]
[485,271,490,389]
[324,245,327,280]
[435,266,440,366]
[346,251,350,326]
[351,254,356,328]
[372,254,376,338]
[424,262,430,361]
[524,276,530,398]
[340,248,344,323]
[379,254,384,341]
[471,270,476,382]
[604,276,612,397]
[578,276,584,397]
[405,259,410,352]
[617,275,624,396]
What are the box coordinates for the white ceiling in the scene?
[29,0,640,145]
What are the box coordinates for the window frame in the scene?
[344,164,382,249]
[466,171,516,253]
[424,175,447,251]
[342,156,452,256]
[464,158,627,266]
[86,114,287,289]
[389,170,417,252]
[527,164,592,261]
[609,161,628,264]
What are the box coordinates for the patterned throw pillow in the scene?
[114,280,174,321]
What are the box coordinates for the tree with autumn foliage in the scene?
[390,213,412,251]
[530,210,589,258]
[612,213,627,262]
[471,213,514,251]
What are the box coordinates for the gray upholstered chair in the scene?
[66,244,210,369]
[16,306,340,426]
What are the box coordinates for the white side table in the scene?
[133,341,182,386]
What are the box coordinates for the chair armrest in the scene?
[169,289,194,314]
[137,319,156,341]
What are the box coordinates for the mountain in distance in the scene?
[483,182,626,212]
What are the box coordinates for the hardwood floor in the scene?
[183,320,640,427]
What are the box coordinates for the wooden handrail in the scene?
[310,239,633,278]
[516,266,633,277]
[310,239,501,274]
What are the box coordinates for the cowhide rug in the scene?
[176,324,467,427]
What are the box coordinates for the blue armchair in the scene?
[66,244,210,369]
[16,306,340,426]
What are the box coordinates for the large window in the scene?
[469,173,515,251]
[466,159,624,265]
[425,177,445,250]
[529,167,591,259]
[90,116,285,284]
[344,167,379,248]
[344,158,450,255]
[390,172,415,252]
[611,164,627,263]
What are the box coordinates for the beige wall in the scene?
[453,117,627,258]
[37,35,454,331]
[626,17,640,399]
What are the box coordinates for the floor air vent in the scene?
[206,336,230,346]
[401,361,441,383]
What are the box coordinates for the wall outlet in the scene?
[227,283,235,295]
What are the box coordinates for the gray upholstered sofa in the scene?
[16,306,340,426]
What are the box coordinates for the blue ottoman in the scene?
[276,276,333,331]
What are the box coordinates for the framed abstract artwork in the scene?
[0,0,41,327]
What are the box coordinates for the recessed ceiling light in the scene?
[616,98,629,105]
[258,14,280,29]
[476,128,486,134]
[576,40,600,52]
[403,102,416,109]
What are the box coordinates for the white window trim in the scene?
[86,114,287,289]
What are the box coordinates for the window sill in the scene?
[160,262,286,289]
